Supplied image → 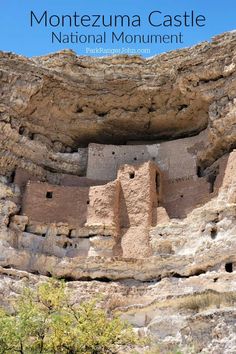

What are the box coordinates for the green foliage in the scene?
[0,279,138,354]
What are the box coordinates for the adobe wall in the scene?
[59,175,106,187]
[19,162,159,259]
[219,151,236,203]
[86,181,120,237]
[212,154,229,193]
[21,182,90,228]
[118,162,160,258]
[117,162,160,228]
[21,179,120,233]
[14,168,106,190]
[162,177,210,219]
[16,153,230,260]
[86,131,218,220]
[86,131,207,181]
[14,168,39,191]
[160,153,229,218]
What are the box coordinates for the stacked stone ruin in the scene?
[9,131,229,258]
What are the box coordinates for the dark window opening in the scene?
[197,166,203,177]
[210,228,217,240]
[19,127,24,135]
[74,244,77,249]
[180,194,184,198]
[152,157,156,161]
[134,157,137,161]
[156,173,160,194]
[129,172,135,179]
[68,229,73,238]
[178,104,188,111]
[208,173,217,194]
[87,200,90,205]
[46,191,53,199]
[225,263,233,273]
[9,170,16,183]
[97,111,107,117]
[76,105,83,113]
[42,233,46,238]
[112,151,115,155]
[63,242,68,249]
[148,105,156,113]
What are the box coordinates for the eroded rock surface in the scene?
[0,32,236,353]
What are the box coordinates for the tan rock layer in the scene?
[0,32,236,168]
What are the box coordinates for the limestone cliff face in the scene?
[0,32,236,353]
[1,32,236,160]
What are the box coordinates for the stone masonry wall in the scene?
[21,180,120,234]
[118,162,160,258]
[19,162,158,259]
[162,177,210,219]
[86,131,207,181]
[118,162,160,228]
[14,168,106,190]
[86,181,120,237]
[86,132,229,219]
[16,152,230,259]
[21,182,90,228]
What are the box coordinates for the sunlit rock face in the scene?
[0,32,236,353]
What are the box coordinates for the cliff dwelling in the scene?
[10,131,229,259]
[0,31,236,353]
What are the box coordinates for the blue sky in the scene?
[0,0,235,57]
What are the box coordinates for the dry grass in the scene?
[177,290,236,311]
[113,290,236,317]
[144,348,182,354]
[129,344,185,354]
[106,294,129,311]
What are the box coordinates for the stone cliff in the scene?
[0,32,236,353]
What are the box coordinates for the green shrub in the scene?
[0,279,138,354]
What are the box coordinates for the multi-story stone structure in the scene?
[10,132,229,258]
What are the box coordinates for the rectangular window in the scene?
[46,191,53,199]
[156,173,160,193]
